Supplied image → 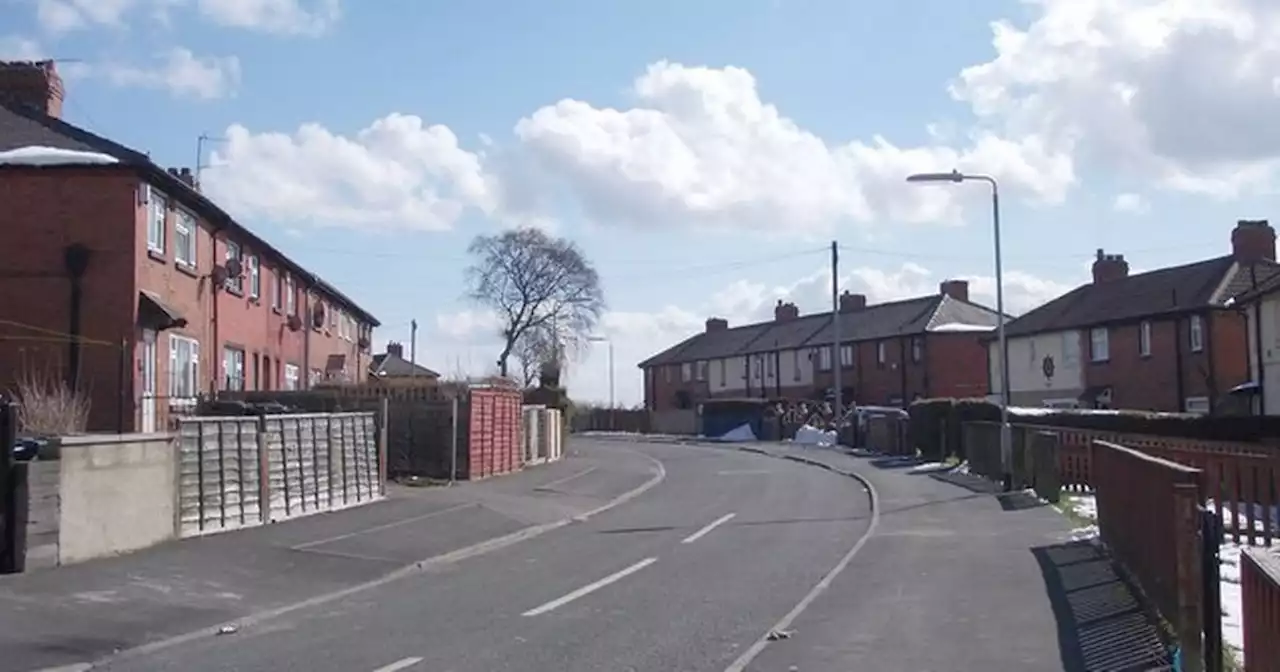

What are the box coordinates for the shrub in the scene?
[12,367,90,436]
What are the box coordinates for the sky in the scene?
[3,0,1279,407]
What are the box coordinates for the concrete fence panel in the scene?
[56,433,179,565]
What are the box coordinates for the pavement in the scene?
[0,437,1173,672]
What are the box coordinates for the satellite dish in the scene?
[210,265,228,285]
[286,314,302,332]
[223,257,243,279]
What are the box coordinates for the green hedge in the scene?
[907,397,1280,460]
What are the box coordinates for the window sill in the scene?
[271,306,281,315]
[176,263,199,279]
[147,249,166,263]
[224,286,244,298]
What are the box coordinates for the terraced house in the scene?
[988,219,1279,413]
[0,61,378,432]
[639,280,1002,411]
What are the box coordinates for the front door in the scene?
[140,329,157,432]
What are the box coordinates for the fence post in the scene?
[377,398,388,496]
[1172,482,1205,672]
[449,394,459,484]
[1200,508,1222,672]
[256,415,270,524]
[0,402,13,573]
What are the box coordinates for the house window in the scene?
[147,187,167,254]
[330,306,338,331]
[754,355,763,379]
[310,369,322,387]
[285,274,296,315]
[1090,327,1110,362]
[1184,396,1211,415]
[664,366,672,383]
[225,241,244,293]
[222,346,245,391]
[840,344,854,368]
[817,346,832,371]
[876,342,886,365]
[911,338,923,363]
[765,354,774,378]
[168,334,200,402]
[718,359,727,386]
[1139,321,1152,357]
[681,362,692,382]
[272,269,282,310]
[792,350,801,381]
[284,363,300,390]
[1189,315,1204,352]
[174,210,196,267]
[696,360,707,381]
[247,255,260,299]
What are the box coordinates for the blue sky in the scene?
[4,0,1278,405]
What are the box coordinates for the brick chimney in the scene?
[838,290,867,313]
[1231,219,1277,263]
[386,341,404,358]
[1092,249,1129,283]
[705,317,728,333]
[0,60,64,118]
[773,300,799,322]
[939,280,969,302]
[166,167,197,189]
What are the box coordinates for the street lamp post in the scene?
[906,169,1012,492]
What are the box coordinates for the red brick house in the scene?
[0,60,378,432]
[989,220,1279,413]
[638,280,1001,411]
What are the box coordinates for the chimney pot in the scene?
[774,301,799,322]
[1092,250,1130,283]
[939,280,970,302]
[0,60,64,118]
[705,317,728,333]
[386,341,404,358]
[1232,219,1277,263]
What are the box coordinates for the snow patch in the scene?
[930,322,996,332]
[793,424,836,447]
[0,146,120,166]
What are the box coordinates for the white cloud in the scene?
[952,0,1280,197]
[196,0,340,36]
[201,114,499,230]
[430,263,1077,405]
[0,36,46,60]
[35,0,139,32]
[71,48,241,100]
[1113,192,1150,214]
[512,61,1074,236]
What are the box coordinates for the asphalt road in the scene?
[90,442,874,672]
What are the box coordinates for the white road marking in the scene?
[29,665,93,672]
[521,557,658,617]
[292,502,477,550]
[535,466,598,491]
[371,657,422,672]
[681,513,736,544]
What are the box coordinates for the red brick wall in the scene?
[647,362,707,410]
[1081,312,1251,412]
[0,168,138,430]
[0,166,376,432]
[924,332,991,400]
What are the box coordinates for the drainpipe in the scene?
[63,244,92,392]
[1249,266,1265,414]
[1173,291,1186,410]
[303,287,311,389]
[898,336,908,406]
[210,228,221,395]
[1205,310,1218,410]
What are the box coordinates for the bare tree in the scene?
[466,227,605,378]
[513,324,556,388]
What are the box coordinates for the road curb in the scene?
[55,445,668,672]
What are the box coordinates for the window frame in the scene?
[285,273,296,315]
[1189,315,1204,352]
[1139,320,1152,357]
[1090,327,1110,362]
[284,363,300,391]
[222,346,246,392]
[839,344,854,368]
[817,346,832,371]
[174,208,196,268]
[224,240,244,294]
[247,255,260,299]
[167,334,200,404]
[147,186,167,254]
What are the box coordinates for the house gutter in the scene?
[63,244,91,392]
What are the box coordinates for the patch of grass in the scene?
[1052,495,1096,528]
